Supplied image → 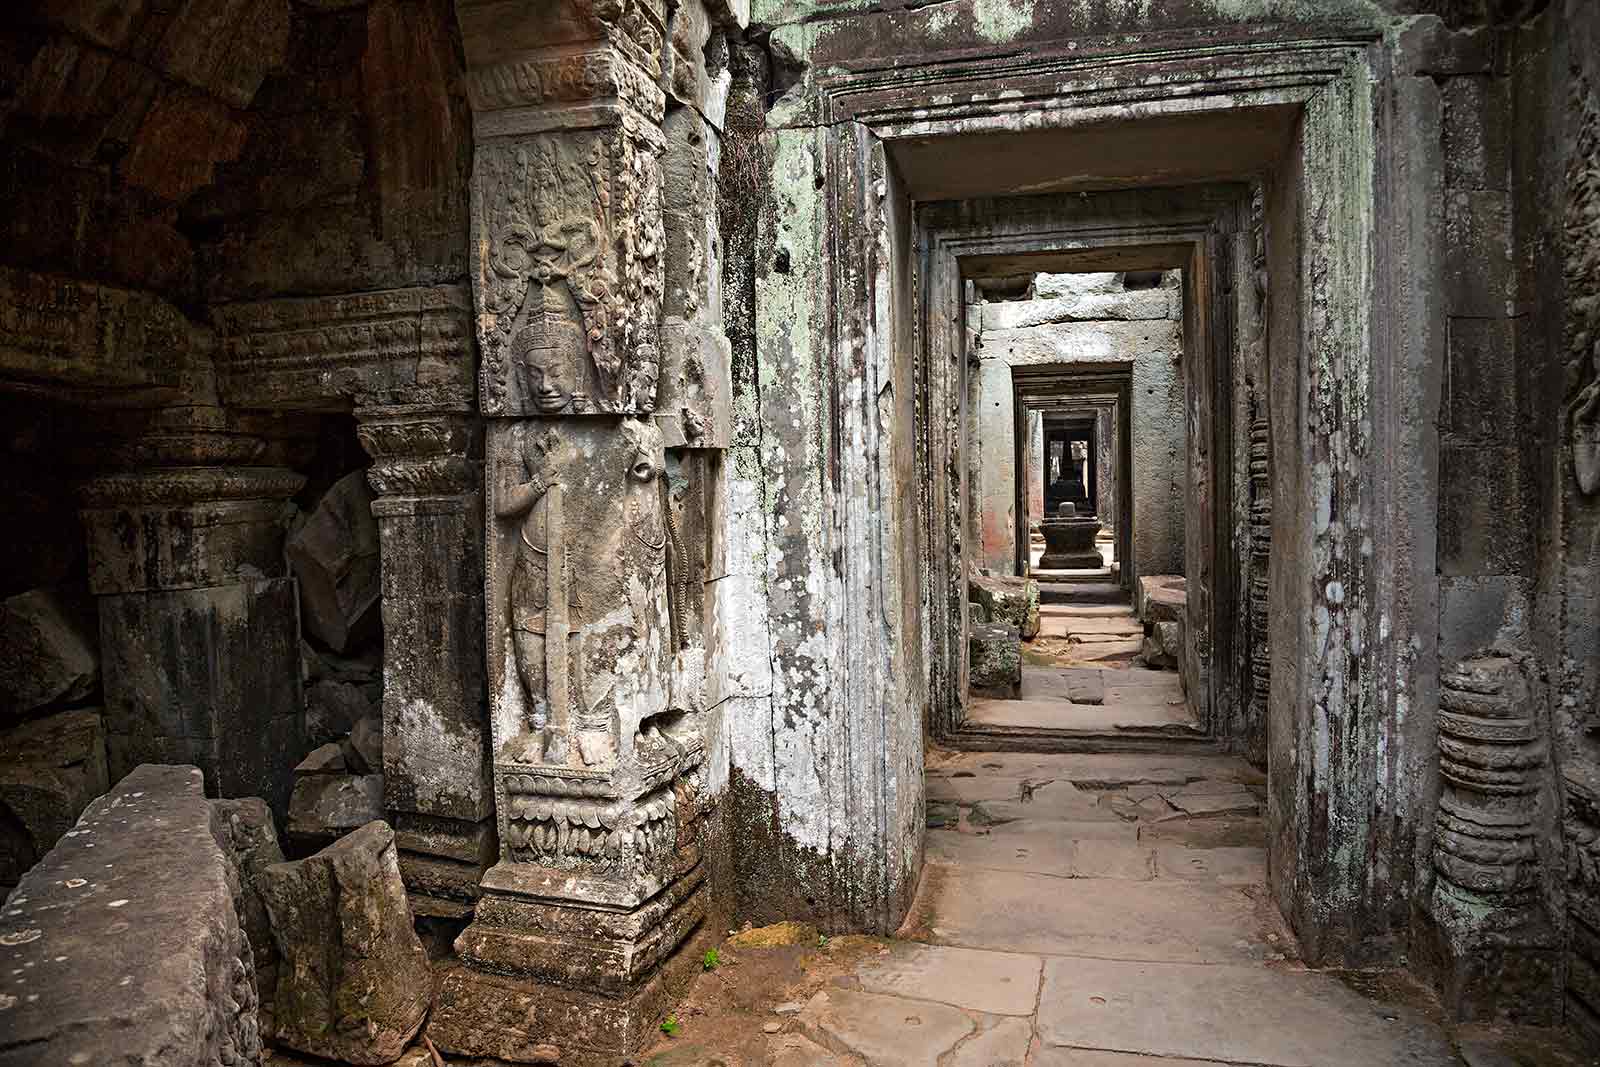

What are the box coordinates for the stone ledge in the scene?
[0,764,260,1067]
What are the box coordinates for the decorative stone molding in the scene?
[211,284,474,412]
[0,267,198,400]
[1428,651,1558,1022]
[1567,72,1600,493]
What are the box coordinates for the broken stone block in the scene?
[969,622,1022,700]
[0,707,108,890]
[296,741,349,775]
[969,575,1041,640]
[287,470,381,653]
[286,772,384,849]
[210,796,286,977]
[1141,619,1182,671]
[1135,574,1186,624]
[344,714,383,776]
[304,678,375,746]
[0,586,99,719]
[260,821,431,1065]
[0,765,262,1067]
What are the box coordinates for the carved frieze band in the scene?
[466,49,666,125]
[212,285,474,412]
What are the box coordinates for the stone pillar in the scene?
[79,411,305,817]
[1427,652,1558,1021]
[355,404,494,917]
[429,0,737,1060]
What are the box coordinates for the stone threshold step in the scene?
[942,726,1223,755]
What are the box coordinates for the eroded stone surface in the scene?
[260,820,431,1065]
[0,586,98,718]
[0,765,261,1067]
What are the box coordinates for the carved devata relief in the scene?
[1566,71,1600,493]
[475,118,665,418]
[485,416,702,887]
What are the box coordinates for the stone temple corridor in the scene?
[3,0,1600,1065]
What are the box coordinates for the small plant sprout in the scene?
[702,948,721,971]
[660,1016,680,1037]
[817,933,830,948]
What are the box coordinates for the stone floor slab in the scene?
[948,1017,1033,1066]
[1036,957,1459,1066]
[797,988,974,1067]
[854,944,1041,1015]
[927,827,1149,877]
[915,867,1271,962]
[970,697,1196,732]
[1067,616,1144,636]
[1099,668,1181,687]
[1155,845,1267,884]
[1032,1051,1236,1066]
[1165,789,1258,816]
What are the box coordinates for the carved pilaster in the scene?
[1428,652,1558,1022]
[434,4,715,1062]
[79,410,306,817]
[354,406,494,917]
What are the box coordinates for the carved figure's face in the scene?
[620,418,664,483]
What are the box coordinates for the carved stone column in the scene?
[1428,652,1559,1021]
[430,1,725,1061]
[355,405,493,918]
[79,408,306,817]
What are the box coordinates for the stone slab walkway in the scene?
[972,663,1197,734]
[645,750,1579,1066]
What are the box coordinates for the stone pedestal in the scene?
[356,406,494,916]
[80,430,305,817]
[1038,504,1104,570]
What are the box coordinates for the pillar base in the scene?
[392,812,496,918]
[1426,886,1560,1025]
[1037,551,1105,570]
[429,864,707,1064]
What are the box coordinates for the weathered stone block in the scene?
[295,742,349,775]
[210,796,286,975]
[286,772,385,849]
[1135,574,1186,624]
[261,821,431,1065]
[0,586,98,719]
[344,714,384,775]
[0,707,108,889]
[0,765,261,1067]
[968,574,1040,640]
[430,867,708,1065]
[99,578,304,818]
[968,622,1021,700]
[304,677,376,746]
[288,469,381,653]
[1141,620,1183,672]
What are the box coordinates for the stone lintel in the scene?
[212,284,474,413]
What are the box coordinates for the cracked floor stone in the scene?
[643,751,1589,1066]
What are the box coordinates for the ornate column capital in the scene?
[355,406,481,507]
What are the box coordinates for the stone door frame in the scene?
[765,26,1444,957]
[916,184,1253,745]
[1012,372,1132,585]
